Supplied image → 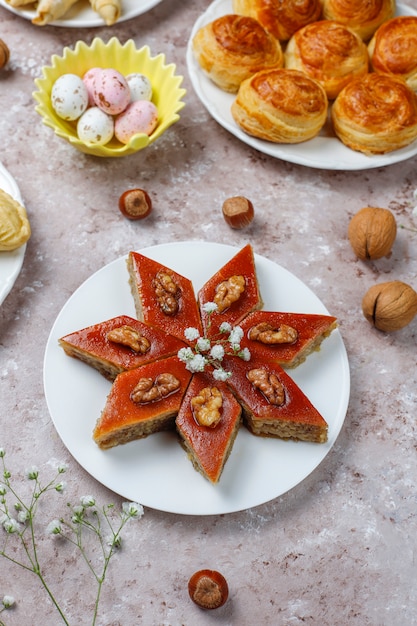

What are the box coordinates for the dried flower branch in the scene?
[0,447,143,625]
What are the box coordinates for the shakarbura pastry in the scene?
[192,14,283,93]
[285,20,369,99]
[231,68,328,143]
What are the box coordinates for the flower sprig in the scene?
[0,447,143,626]
[178,302,251,381]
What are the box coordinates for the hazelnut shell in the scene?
[118,188,152,220]
[188,569,229,610]
[362,281,417,332]
[222,196,254,229]
[348,206,397,260]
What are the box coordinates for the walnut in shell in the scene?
[362,281,417,332]
[348,206,397,260]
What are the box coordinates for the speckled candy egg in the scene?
[126,73,153,102]
[114,100,158,144]
[51,73,89,121]
[93,68,130,115]
[77,107,114,146]
[82,67,103,106]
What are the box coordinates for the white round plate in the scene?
[43,242,350,515]
[0,0,163,27]
[187,0,417,171]
[0,163,26,306]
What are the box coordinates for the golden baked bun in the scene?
[231,68,328,143]
[285,20,369,99]
[332,73,417,154]
[232,0,322,42]
[321,0,395,41]
[369,16,417,91]
[192,14,283,93]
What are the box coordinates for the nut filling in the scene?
[247,368,285,406]
[153,271,181,316]
[214,274,246,313]
[191,387,223,428]
[248,322,298,344]
[107,325,151,353]
[130,373,180,404]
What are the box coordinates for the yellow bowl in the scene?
[33,37,186,157]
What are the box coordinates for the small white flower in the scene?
[80,495,95,507]
[212,368,231,381]
[2,595,15,609]
[202,301,218,313]
[0,483,7,496]
[72,504,84,516]
[196,337,211,352]
[55,481,66,493]
[17,510,30,523]
[229,326,243,345]
[58,463,68,474]
[239,347,251,361]
[122,501,144,519]
[219,321,232,334]
[3,517,20,534]
[210,344,225,361]
[178,347,194,362]
[185,354,207,373]
[184,327,200,341]
[0,448,5,458]
[46,519,62,535]
[26,466,39,480]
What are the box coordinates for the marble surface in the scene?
[1,1,417,624]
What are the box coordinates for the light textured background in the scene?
[1,1,417,624]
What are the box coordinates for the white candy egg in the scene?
[77,107,114,146]
[126,73,153,102]
[51,73,89,121]
[115,100,158,144]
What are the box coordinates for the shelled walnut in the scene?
[362,281,417,332]
[191,387,223,428]
[107,325,150,353]
[214,275,245,312]
[130,373,180,403]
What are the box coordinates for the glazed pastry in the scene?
[232,0,322,42]
[176,372,242,483]
[223,355,328,443]
[89,0,121,25]
[332,73,417,154]
[238,311,338,368]
[197,244,262,339]
[192,14,283,93]
[93,356,193,449]
[285,20,369,100]
[368,17,417,91]
[0,188,31,252]
[321,0,395,41]
[32,0,80,25]
[231,68,328,143]
[59,315,187,381]
[127,251,203,343]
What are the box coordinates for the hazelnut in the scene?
[188,569,229,610]
[0,39,10,70]
[118,188,152,220]
[222,196,254,229]
[348,206,397,260]
[362,281,417,332]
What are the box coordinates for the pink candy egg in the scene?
[93,68,130,115]
[114,100,158,144]
[82,67,103,106]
